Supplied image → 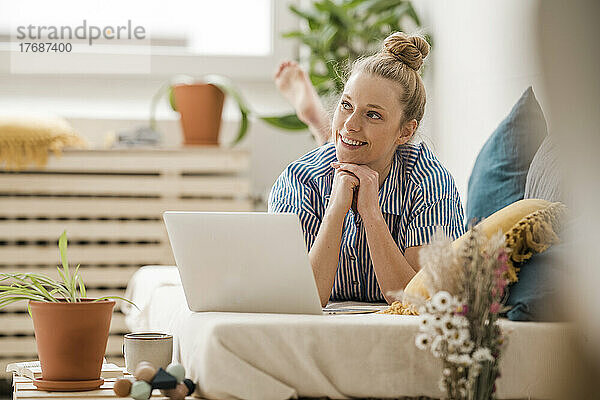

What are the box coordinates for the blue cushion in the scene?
[505,243,566,322]
[466,87,547,225]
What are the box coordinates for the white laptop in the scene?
[163,212,323,315]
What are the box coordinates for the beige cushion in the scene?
[0,115,85,170]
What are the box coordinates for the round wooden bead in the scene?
[166,363,185,383]
[174,383,189,400]
[159,388,174,397]
[130,380,152,400]
[160,387,181,399]
[113,378,132,397]
[134,364,157,382]
[159,383,187,400]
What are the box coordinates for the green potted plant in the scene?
[0,231,137,392]
[150,74,307,147]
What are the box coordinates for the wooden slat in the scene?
[2,360,129,382]
[1,220,167,241]
[0,289,128,313]
[0,197,253,218]
[0,245,173,265]
[12,382,189,399]
[0,335,124,357]
[0,265,143,287]
[13,385,177,399]
[0,313,128,335]
[23,148,249,174]
[0,175,250,197]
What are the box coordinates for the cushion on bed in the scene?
[465,87,547,226]
[524,135,563,203]
[505,242,567,322]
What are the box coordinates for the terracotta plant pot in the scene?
[173,83,225,145]
[29,299,115,382]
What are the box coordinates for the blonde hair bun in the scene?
[383,32,430,71]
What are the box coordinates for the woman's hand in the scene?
[331,162,380,220]
[327,165,359,216]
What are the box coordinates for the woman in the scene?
[269,32,465,306]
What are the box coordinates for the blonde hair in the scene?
[348,32,430,127]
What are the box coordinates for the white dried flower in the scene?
[472,347,495,363]
[419,315,432,331]
[431,291,453,312]
[458,354,473,366]
[447,328,470,345]
[415,333,431,350]
[431,314,443,328]
[440,315,456,335]
[442,368,451,377]
[460,339,475,353]
[446,353,459,364]
[451,314,469,328]
[447,342,457,354]
[447,353,473,366]
[425,301,437,314]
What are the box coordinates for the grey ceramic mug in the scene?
[123,332,173,374]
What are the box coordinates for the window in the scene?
[0,0,297,79]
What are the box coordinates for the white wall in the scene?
[422,0,545,205]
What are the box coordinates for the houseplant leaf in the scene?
[58,230,70,284]
[260,114,308,131]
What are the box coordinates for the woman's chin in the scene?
[335,146,364,164]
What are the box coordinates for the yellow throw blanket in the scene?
[0,115,86,170]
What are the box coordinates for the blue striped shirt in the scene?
[268,142,465,302]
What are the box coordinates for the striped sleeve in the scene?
[268,168,322,251]
[405,193,465,247]
[404,143,466,247]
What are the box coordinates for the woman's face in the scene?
[332,71,412,174]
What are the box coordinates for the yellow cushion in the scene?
[0,115,85,170]
[403,199,562,302]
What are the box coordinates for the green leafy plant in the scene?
[284,0,428,98]
[0,231,137,314]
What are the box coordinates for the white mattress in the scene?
[123,266,578,400]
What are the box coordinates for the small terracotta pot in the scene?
[173,83,225,145]
[29,299,115,381]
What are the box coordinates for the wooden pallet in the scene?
[0,147,252,379]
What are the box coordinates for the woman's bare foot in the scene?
[274,60,331,145]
